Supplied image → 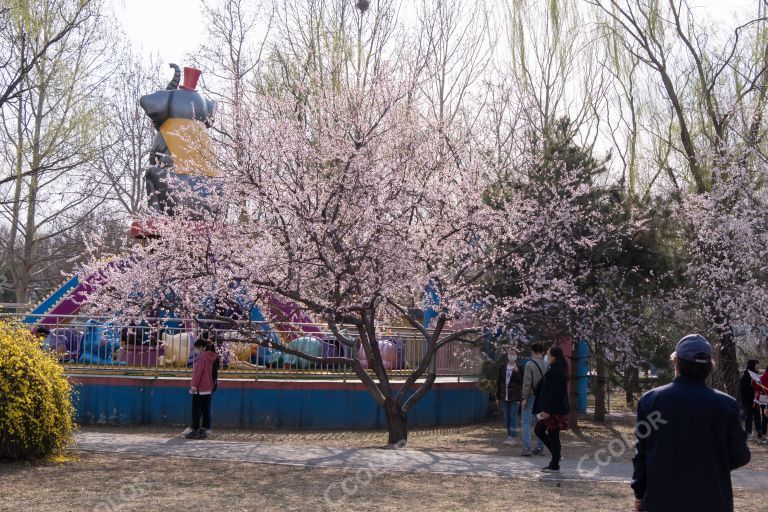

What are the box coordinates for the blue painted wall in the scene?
[576,339,590,414]
[70,376,489,429]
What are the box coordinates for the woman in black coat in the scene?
[533,345,570,472]
[740,359,761,439]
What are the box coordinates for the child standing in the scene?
[185,337,218,439]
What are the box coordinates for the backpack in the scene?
[212,355,220,392]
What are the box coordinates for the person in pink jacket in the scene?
[185,337,219,439]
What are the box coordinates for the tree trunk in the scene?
[624,365,639,407]
[6,96,25,304]
[384,397,408,447]
[19,74,45,304]
[14,275,30,305]
[593,352,607,422]
[718,328,739,399]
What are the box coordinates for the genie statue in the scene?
[139,64,217,216]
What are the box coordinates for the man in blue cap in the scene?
[631,334,751,511]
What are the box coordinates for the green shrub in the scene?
[0,321,75,460]
[478,354,504,396]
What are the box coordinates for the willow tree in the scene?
[589,0,768,397]
[0,0,113,303]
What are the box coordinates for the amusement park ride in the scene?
[21,65,411,373]
[10,64,584,429]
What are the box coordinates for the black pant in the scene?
[191,393,212,430]
[534,419,561,467]
[744,403,760,435]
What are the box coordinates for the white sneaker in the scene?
[503,436,516,446]
[180,427,194,436]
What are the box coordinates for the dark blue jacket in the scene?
[631,376,750,512]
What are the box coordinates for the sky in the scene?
[114,0,758,66]
[112,0,207,64]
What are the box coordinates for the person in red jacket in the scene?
[741,359,762,440]
[185,337,218,439]
[756,368,768,441]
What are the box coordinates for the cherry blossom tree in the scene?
[81,63,517,444]
[673,149,768,396]
[78,0,624,444]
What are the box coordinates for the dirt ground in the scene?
[2,417,767,511]
[2,451,767,512]
[78,415,768,466]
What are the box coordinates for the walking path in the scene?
[75,432,767,490]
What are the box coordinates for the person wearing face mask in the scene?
[520,342,547,456]
[496,347,524,446]
[184,335,219,440]
[533,345,570,472]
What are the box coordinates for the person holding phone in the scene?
[185,337,218,439]
[532,345,570,472]
[740,359,762,440]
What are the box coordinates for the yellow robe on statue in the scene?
[160,118,218,177]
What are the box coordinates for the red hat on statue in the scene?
[180,67,201,91]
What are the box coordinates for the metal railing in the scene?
[1,312,483,380]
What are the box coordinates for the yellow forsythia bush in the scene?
[0,321,75,460]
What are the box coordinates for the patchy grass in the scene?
[78,415,768,467]
[2,451,767,512]
[3,417,767,511]
[45,452,80,464]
